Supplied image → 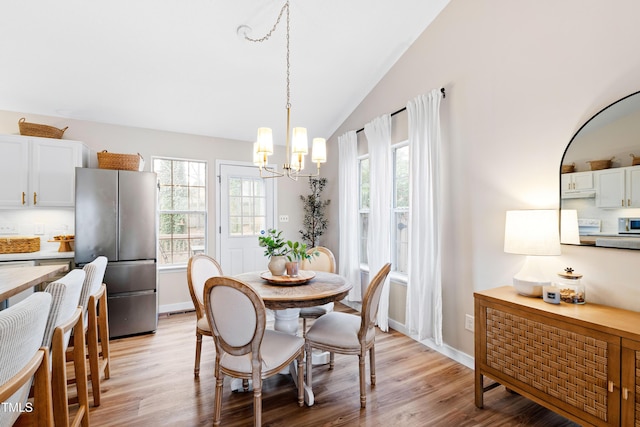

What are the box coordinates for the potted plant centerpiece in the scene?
[284,240,316,277]
[258,229,288,276]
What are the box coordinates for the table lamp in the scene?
[504,209,561,296]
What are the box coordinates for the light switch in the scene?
[34,223,45,235]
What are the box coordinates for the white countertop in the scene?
[0,250,74,262]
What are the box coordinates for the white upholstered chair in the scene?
[305,263,391,408]
[204,276,305,427]
[0,292,54,427]
[299,246,336,335]
[67,256,109,406]
[43,269,90,427]
[187,254,223,377]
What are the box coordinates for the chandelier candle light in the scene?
[241,0,327,180]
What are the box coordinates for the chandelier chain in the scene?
[243,1,291,109]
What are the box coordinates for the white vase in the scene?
[268,256,287,276]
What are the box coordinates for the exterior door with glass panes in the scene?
[218,162,276,275]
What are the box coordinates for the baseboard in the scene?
[159,302,194,314]
[388,318,474,370]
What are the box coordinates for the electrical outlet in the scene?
[465,314,474,332]
[279,215,289,223]
[0,223,17,234]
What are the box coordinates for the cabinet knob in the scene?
[623,387,629,400]
[628,199,631,207]
[22,191,26,205]
[33,192,37,205]
[608,380,615,392]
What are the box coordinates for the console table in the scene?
[474,286,640,426]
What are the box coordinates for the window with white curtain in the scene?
[393,142,409,275]
[153,157,207,267]
[358,156,370,265]
[359,144,410,275]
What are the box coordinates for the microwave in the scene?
[618,217,640,234]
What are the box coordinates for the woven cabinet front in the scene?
[486,307,610,423]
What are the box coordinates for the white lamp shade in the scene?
[311,138,327,163]
[560,209,581,245]
[291,127,308,154]
[256,127,274,155]
[504,210,561,256]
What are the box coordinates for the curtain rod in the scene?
[355,87,446,134]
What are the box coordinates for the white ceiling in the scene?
[1,0,449,143]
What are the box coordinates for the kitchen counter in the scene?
[0,250,74,262]
[596,237,640,249]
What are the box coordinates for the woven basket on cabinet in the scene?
[97,150,144,171]
[18,118,68,139]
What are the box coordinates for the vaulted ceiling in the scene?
[1,0,449,143]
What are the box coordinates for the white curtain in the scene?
[405,88,443,344]
[338,131,361,301]
[364,115,392,332]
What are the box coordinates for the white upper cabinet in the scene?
[0,136,29,207]
[595,165,640,208]
[0,134,89,208]
[560,171,595,198]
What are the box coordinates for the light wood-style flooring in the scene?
[21,304,579,426]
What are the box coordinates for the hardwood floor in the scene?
[21,304,579,426]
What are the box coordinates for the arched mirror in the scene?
[560,90,640,249]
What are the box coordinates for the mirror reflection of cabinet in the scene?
[561,171,594,198]
[560,91,640,249]
[595,166,640,208]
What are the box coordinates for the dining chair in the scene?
[204,276,305,427]
[0,292,54,427]
[299,246,336,336]
[43,269,90,427]
[67,256,109,406]
[305,263,391,408]
[187,254,223,377]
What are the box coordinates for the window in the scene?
[154,157,207,266]
[228,177,266,236]
[358,156,370,264]
[393,143,409,274]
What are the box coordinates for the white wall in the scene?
[323,0,640,357]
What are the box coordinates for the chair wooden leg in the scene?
[302,318,308,337]
[305,342,313,390]
[88,298,102,405]
[52,330,70,427]
[34,349,54,427]
[359,353,366,408]
[329,351,335,370]
[213,365,223,427]
[297,353,304,407]
[253,376,262,427]
[73,316,90,427]
[194,332,202,377]
[98,290,111,379]
[370,344,376,387]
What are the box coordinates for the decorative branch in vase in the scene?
[299,177,330,247]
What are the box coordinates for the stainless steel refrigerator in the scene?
[75,168,158,338]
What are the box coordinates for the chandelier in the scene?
[239,0,327,180]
